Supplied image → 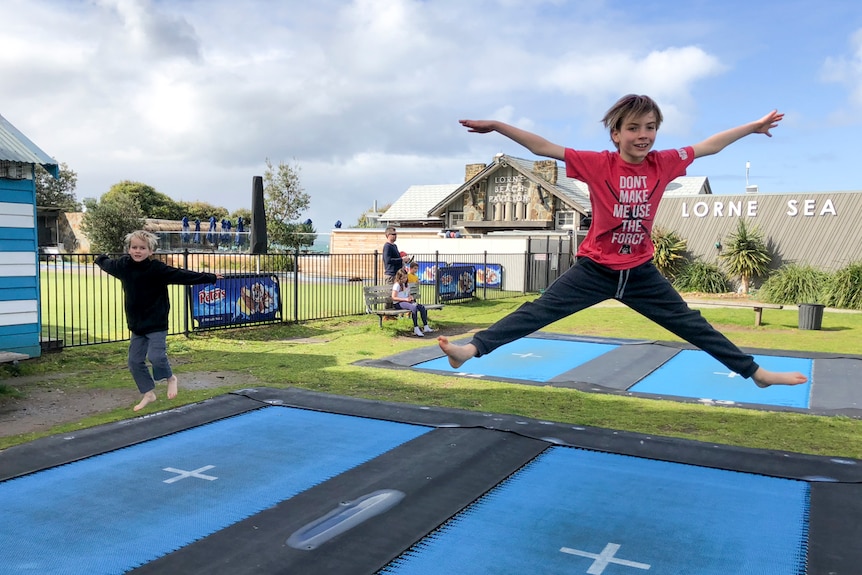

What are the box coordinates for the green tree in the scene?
[180,201,229,222]
[263,158,311,247]
[719,219,771,294]
[35,162,80,211]
[80,194,145,253]
[230,207,253,226]
[103,181,184,220]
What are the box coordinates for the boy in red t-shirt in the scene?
[438,94,806,388]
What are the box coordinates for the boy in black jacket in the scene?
[96,230,222,411]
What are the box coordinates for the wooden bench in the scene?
[363,284,444,328]
[686,300,783,327]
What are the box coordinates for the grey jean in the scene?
[470,257,759,378]
[128,330,172,393]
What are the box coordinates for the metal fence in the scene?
[39,243,574,349]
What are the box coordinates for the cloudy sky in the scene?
[2,0,861,229]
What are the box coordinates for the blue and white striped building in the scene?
[0,114,58,359]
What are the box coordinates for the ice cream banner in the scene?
[189,274,281,328]
[416,261,445,285]
[455,263,502,289]
[438,265,475,301]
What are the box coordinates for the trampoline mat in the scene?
[1,388,859,575]
[0,406,429,574]
[381,446,809,575]
[364,332,862,417]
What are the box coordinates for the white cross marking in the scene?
[560,542,650,574]
[713,371,740,378]
[512,352,542,359]
[162,465,218,484]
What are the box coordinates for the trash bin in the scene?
[798,303,824,330]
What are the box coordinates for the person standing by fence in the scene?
[383,226,406,284]
[95,230,223,411]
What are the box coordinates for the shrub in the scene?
[759,264,830,305]
[651,227,688,280]
[719,220,771,294]
[673,260,730,293]
[824,262,862,310]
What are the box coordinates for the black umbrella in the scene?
[249,176,267,254]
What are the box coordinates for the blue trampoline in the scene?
[0,386,858,574]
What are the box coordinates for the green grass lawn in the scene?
[4,295,862,458]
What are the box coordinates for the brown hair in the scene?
[602,94,663,148]
[394,268,410,288]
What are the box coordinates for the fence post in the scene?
[373,250,379,285]
[434,251,441,304]
[294,246,300,323]
[483,250,488,300]
[183,249,190,336]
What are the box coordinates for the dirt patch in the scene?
[0,371,255,439]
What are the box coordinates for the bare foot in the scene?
[166,375,178,399]
[753,367,808,388]
[133,390,157,411]
[437,336,477,369]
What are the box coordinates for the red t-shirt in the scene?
[565,146,695,270]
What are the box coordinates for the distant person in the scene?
[407,261,420,284]
[439,94,807,389]
[392,268,433,337]
[382,226,407,284]
[95,230,223,411]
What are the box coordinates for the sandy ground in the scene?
[0,371,254,439]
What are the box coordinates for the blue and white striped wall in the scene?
[0,177,40,358]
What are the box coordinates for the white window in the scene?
[555,211,575,230]
[448,211,464,227]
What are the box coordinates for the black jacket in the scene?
[95,254,217,335]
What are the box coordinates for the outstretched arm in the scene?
[692,110,784,159]
[459,120,566,161]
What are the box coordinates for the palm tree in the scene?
[651,227,688,280]
[719,219,771,294]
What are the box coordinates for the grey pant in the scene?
[128,331,172,393]
[471,258,759,378]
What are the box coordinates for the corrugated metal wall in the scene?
[654,192,862,273]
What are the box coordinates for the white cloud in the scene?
[822,28,862,112]
[0,0,755,226]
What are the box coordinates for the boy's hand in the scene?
[753,110,784,137]
[459,119,495,133]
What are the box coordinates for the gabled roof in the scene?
[380,184,460,223]
[427,154,592,217]
[0,113,58,177]
[664,176,711,196]
[384,155,712,225]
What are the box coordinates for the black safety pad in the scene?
[548,342,680,390]
[810,358,862,415]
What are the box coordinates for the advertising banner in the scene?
[438,265,476,301]
[416,261,445,285]
[189,274,281,329]
[455,263,503,289]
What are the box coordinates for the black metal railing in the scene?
[39,246,572,348]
